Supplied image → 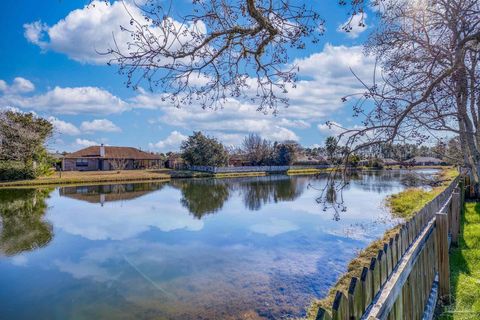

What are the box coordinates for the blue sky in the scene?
[0,0,377,152]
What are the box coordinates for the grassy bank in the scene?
[0,169,273,188]
[0,169,172,188]
[214,171,267,178]
[438,202,480,319]
[387,167,458,219]
[305,167,459,319]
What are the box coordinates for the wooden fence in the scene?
[187,164,330,173]
[316,176,464,320]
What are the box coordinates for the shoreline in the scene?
[0,165,451,189]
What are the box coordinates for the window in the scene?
[76,159,89,167]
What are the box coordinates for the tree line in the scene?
[180,132,302,167]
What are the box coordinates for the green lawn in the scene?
[439,202,480,319]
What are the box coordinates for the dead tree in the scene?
[332,0,480,192]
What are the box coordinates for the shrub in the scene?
[368,158,385,169]
[0,162,36,181]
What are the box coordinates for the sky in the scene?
[0,0,378,153]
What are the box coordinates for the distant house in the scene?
[49,152,66,170]
[293,154,328,165]
[407,156,446,166]
[62,145,163,171]
[382,158,400,166]
[228,154,249,167]
[165,153,185,169]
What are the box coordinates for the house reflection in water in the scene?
[59,182,167,206]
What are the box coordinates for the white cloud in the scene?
[129,44,376,145]
[250,218,299,237]
[337,13,368,39]
[1,85,129,115]
[149,131,187,151]
[48,117,81,135]
[49,188,203,240]
[23,21,48,47]
[317,121,346,136]
[75,138,98,147]
[10,255,28,267]
[24,1,205,65]
[0,77,35,94]
[293,44,374,82]
[1,43,375,147]
[133,96,301,144]
[80,119,121,133]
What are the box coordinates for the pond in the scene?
[0,170,433,320]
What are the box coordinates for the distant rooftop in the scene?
[65,146,162,160]
[407,156,444,163]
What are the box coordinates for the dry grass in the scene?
[0,169,274,187]
[287,168,331,175]
[214,172,267,178]
[0,169,171,188]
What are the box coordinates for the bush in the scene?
[0,162,36,181]
[368,158,385,169]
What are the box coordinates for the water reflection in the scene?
[170,179,230,218]
[233,175,306,210]
[59,182,167,205]
[0,171,437,320]
[0,188,53,256]
[58,175,307,218]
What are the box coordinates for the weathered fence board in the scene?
[435,212,450,303]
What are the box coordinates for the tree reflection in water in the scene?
[0,188,53,256]
[236,175,306,210]
[171,179,231,219]
[171,175,307,217]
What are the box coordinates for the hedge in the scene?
[0,162,36,181]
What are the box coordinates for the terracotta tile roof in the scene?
[65,146,163,160]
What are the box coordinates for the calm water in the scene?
[0,171,432,320]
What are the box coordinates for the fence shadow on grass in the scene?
[438,202,480,319]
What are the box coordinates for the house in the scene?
[49,151,66,170]
[293,154,328,165]
[382,158,400,166]
[228,154,250,167]
[406,156,446,166]
[62,145,164,171]
[165,153,185,169]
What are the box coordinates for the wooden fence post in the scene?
[332,291,349,320]
[315,307,332,320]
[451,189,461,246]
[435,212,450,303]
[360,266,372,313]
[348,277,363,319]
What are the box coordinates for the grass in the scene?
[437,202,480,320]
[305,166,459,319]
[214,171,267,178]
[287,168,324,175]
[387,167,459,219]
[0,168,274,188]
[0,169,171,188]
